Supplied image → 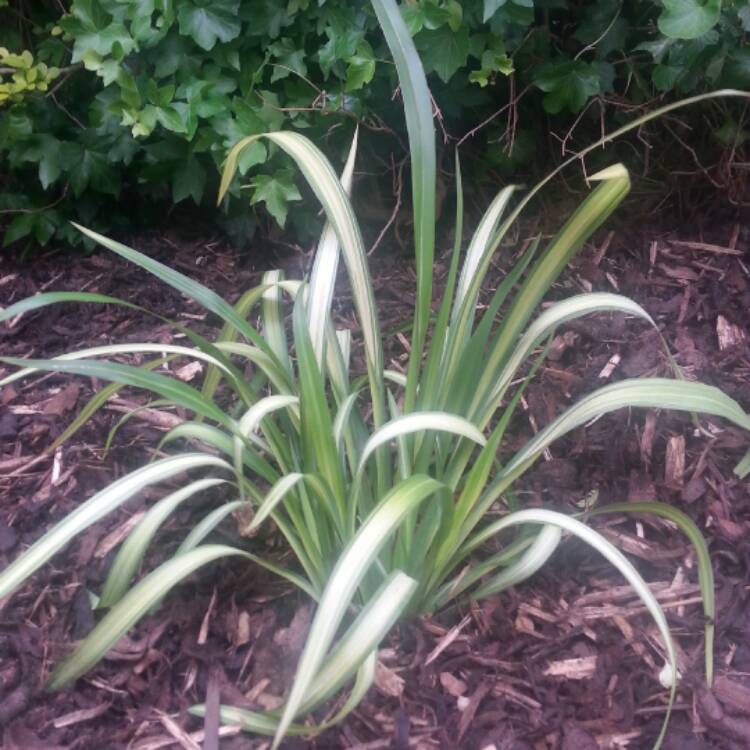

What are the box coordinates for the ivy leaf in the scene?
[417,25,470,83]
[400,4,424,35]
[269,37,308,82]
[421,0,462,31]
[155,105,188,134]
[740,4,750,32]
[469,48,514,86]
[574,1,628,58]
[634,37,674,64]
[237,141,267,174]
[20,135,62,189]
[172,155,206,204]
[241,1,288,39]
[248,170,301,227]
[67,149,120,197]
[658,0,722,40]
[345,42,376,91]
[534,59,601,113]
[722,47,750,88]
[60,0,135,63]
[3,214,35,246]
[177,0,241,51]
[483,0,509,23]
[3,211,58,247]
[652,63,682,90]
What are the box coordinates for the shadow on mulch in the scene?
[1,219,750,749]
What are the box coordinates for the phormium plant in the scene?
[1,1,749,747]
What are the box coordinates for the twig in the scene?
[574,2,623,60]
[368,156,405,256]
[457,83,533,147]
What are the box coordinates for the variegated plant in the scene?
[1,1,748,748]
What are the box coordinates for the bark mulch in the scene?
[1,220,749,749]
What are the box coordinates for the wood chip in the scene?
[716,315,746,351]
[659,264,699,281]
[424,614,470,666]
[94,511,147,558]
[52,703,111,729]
[235,611,251,646]
[156,712,201,750]
[640,411,657,465]
[670,240,743,256]
[665,435,686,487]
[598,353,621,379]
[543,656,597,680]
[175,361,203,382]
[439,672,467,697]
[375,660,405,697]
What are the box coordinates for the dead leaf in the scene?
[42,382,80,416]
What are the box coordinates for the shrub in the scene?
[1,1,749,748]
[1,0,749,248]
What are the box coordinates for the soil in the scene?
[1,217,750,750]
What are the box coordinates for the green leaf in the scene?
[722,48,750,88]
[373,0,436,415]
[177,0,241,51]
[3,214,35,247]
[98,478,227,607]
[49,546,257,688]
[462,508,679,750]
[272,475,443,748]
[172,155,206,204]
[589,502,715,686]
[534,59,601,113]
[346,43,376,91]
[68,150,119,197]
[399,4,424,35]
[249,170,302,227]
[653,63,682,91]
[658,0,722,40]
[417,24,470,83]
[483,0,509,23]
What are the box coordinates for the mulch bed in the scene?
[1,217,749,750]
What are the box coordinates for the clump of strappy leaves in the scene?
[1,2,749,749]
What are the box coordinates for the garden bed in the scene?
[1,218,749,749]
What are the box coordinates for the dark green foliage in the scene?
[1,0,748,249]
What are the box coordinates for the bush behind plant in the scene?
[1,0,749,249]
